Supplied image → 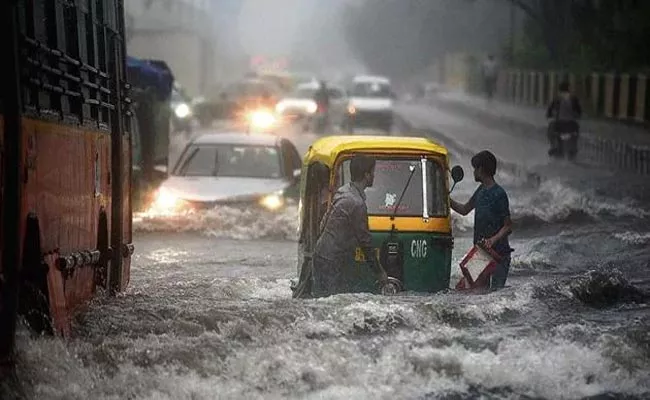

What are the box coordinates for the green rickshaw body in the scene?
[342,231,453,294]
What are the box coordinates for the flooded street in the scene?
[3,0,649,398]
[8,124,650,400]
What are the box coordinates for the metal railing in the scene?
[496,70,649,125]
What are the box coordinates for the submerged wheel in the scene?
[19,213,52,335]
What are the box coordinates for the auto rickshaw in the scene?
[292,135,464,298]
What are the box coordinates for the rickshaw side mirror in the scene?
[449,165,464,193]
[451,165,464,183]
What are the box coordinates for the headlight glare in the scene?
[249,110,277,130]
[259,193,284,210]
[175,103,191,118]
[153,187,179,211]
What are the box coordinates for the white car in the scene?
[150,132,303,213]
[345,75,395,133]
[275,82,319,117]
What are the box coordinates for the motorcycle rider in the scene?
[312,80,330,132]
[546,81,582,159]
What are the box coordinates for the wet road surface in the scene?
[5,110,650,400]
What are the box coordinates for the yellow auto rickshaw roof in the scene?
[304,135,449,167]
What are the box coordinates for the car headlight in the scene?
[174,103,191,118]
[248,110,277,130]
[152,187,180,212]
[259,193,284,211]
[347,104,356,114]
[306,101,317,114]
[275,102,287,113]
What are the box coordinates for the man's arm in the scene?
[450,188,478,216]
[484,216,512,249]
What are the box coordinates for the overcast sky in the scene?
[236,0,315,57]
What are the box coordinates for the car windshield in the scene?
[175,144,282,179]
[351,81,392,98]
[337,158,447,217]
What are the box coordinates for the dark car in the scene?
[193,79,283,127]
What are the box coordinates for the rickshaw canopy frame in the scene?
[302,135,449,169]
[300,135,453,233]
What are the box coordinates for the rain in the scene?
[2,1,650,399]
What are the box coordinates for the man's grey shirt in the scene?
[314,182,378,271]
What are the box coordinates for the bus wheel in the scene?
[18,213,52,335]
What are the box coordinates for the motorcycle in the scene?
[547,120,579,160]
[310,105,329,134]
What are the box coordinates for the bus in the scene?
[0,0,133,367]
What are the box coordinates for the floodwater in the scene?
[4,119,650,400]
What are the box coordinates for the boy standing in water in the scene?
[450,151,513,289]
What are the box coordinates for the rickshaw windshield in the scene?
[337,158,447,217]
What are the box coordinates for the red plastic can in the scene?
[455,244,502,290]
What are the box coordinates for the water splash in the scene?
[614,232,650,246]
[133,205,299,241]
[512,179,649,225]
[568,269,648,308]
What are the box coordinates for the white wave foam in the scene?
[337,301,420,332]
[430,283,537,324]
[133,205,299,241]
[299,283,537,336]
[511,249,555,272]
[222,325,649,400]
[14,284,650,400]
[453,178,648,234]
[450,336,648,399]
[614,231,650,245]
[512,179,650,223]
[451,211,474,233]
[213,278,293,301]
[495,168,531,186]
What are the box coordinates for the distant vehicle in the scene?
[275,82,348,131]
[275,83,320,118]
[345,75,396,133]
[193,78,282,127]
[254,70,295,93]
[149,133,303,213]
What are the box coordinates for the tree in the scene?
[504,0,650,71]
[341,0,650,76]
